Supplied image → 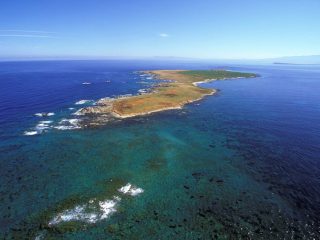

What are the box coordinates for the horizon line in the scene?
[0,54,319,62]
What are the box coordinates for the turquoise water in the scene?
[0,61,319,239]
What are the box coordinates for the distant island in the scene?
[270,55,320,65]
[79,70,258,119]
[274,62,320,65]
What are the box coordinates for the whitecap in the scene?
[59,118,80,125]
[24,120,54,135]
[138,89,147,94]
[72,108,84,116]
[39,120,53,124]
[35,123,50,130]
[35,120,53,131]
[47,184,142,227]
[99,97,112,101]
[34,112,55,117]
[48,196,120,226]
[54,118,81,130]
[75,100,93,105]
[23,131,38,136]
[99,199,118,220]
[82,82,91,85]
[118,183,144,196]
[48,205,97,225]
[54,125,78,130]
[68,107,75,110]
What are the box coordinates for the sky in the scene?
[0,0,319,60]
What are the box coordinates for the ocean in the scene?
[0,60,319,239]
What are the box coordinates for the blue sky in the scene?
[0,0,319,59]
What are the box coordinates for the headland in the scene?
[79,70,258,119]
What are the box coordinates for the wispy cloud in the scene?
[0,30,58,38]
[159,33,169,38]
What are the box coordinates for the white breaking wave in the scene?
[138,89,147,94]
[53,125,77,130]
[68,107,75,110]
[59,119,79,125]
[39,120,53,124]
[99,198,119,220]
[35,120,54,131]
[48,196,120,226]
[24,120,54,136]
[99,97,112,101]
[49,205,97,225]
[118,183,144,196]
[35,125,49,131]
[54,118,81,130]
[82,82,91,85]
[35,123,50,130]
[47,184,143,227]
[75,100,93,105]
[24,131,38,136]
[72,108,84,116]
[34,112,55,117]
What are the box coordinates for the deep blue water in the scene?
[0,60,319,239]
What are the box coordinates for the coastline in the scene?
[80,70,257,119]
[111,89,216,119]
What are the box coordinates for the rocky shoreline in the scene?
[77,70,257,124]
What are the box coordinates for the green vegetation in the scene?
[182,70,258,79]
[82,70,258,118]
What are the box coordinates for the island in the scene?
[79,70,258,119]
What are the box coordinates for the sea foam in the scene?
[48,184,143,227]
[48,196,120,226]
[54,118,81,130]
[35,120,54,131]
[23,131,39,136]
[24,120,54,136]
[138,89,147,94]
[72,108,84,116]
[118,183,144,196]
[75,100,93,105]
[39,120,53,124]
[34,112,55,117]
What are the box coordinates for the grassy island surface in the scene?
[80,70,258,118]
